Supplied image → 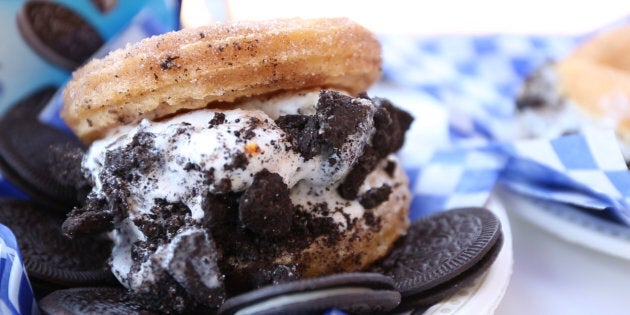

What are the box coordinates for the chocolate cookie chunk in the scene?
[370,207,502,311]
[39,287,156,315]
[17,1,104,70]
[275,90,371,160]
[238,169,294,237]
[337,97,413,199]
[0,198,114,290]
[218,272,401,315]
[0,118,85,213]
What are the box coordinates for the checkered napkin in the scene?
[381,28,630,226]
[380,34,579,144]
[401,125,630,225]
[0,225,36,315]
[502,128,630,224]
[403,144,508,220]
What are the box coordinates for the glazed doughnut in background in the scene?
[61,17,382,143]
[554,24,630,139]
[569,24,630,72]
[517,23,630,158]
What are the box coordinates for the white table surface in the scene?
[495,207,630,315]
[190,0,630,36]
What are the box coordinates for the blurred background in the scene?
[182,0,630,35]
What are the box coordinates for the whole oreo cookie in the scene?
[0,115,85,213]
[218,272,401,315]
[0,198,114,291]
[17,1,104,70]
[370,207,503,311]
[39,287,156,315]
[405,234,504,310]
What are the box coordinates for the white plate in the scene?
[420,195,514,315]
[496,186,630,261]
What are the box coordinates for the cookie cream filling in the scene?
[84,91,374,221]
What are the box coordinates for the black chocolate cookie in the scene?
[370,207,503,311]
[0,117,85,213]
[404,234,504,311]
[0,198,114,291]
[39,286,156,315]
[16,1,104,70]
[1,87,56,121]
[218,272,401,315]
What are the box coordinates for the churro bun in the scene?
[516,24,630,158]
[62,17,381,143]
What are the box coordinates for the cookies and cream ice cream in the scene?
[83,91,374,223]
[63,90,413,312]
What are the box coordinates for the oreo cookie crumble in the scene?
[238,169,294,237]
[275,90,372,161]
[359,184,393,209]
[338,97,413,199]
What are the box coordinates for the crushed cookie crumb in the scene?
[160,56,180,70]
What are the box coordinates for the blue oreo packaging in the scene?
[0,0,179,116]
[0,1,179,313]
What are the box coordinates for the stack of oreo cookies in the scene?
[0,88,115,300]
[0,87,85,213]
[370,207,503,312]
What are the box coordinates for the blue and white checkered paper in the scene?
[381,34,579,144]
[384,26,630,226]
[0,225,36,315]
[502,128,630,224]
[404,144,508,220]
[401,128,630,224]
